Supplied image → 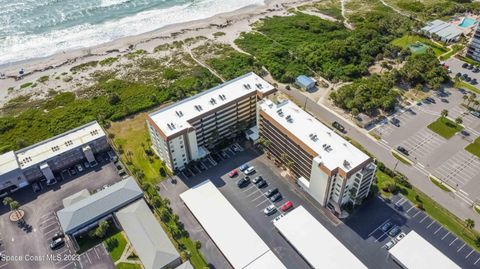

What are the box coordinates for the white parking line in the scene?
[442,231,450,240]
[420,215,429,223]
[251,194,265,201]
[434,226,443,234]
[427,220,436,228]
[457,243,466,252]
[94,246,100,259]
[246,189,260,197]
[475,256,480,265]
[449,238,457,246]
[406,205,416,213]
[255,199,270,207]
[59,262,74,269]
[368,219,391,237]
[243,185,256,193]
[41,222,58,231]
[0,263,10,269]
[466,249,474,259]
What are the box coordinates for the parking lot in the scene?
[0,154,119,269]
[347,193,480,268]
[446,57,480,90]
[158,140,480,268]
[372,87,480,200]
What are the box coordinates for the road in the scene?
[275,85,480,232]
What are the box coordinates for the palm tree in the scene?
[440,109,448,118]
[455,117,463,125]
[3,197,20,220]
[468,94,476,107]
[463,218,475,233]
[463,95,469,104]
[474,100,480,110]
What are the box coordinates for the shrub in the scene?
[195,240,202,249]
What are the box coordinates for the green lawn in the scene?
[465,137,480,158]
[116,263,141,269]
[454,80,480,95]
[427,117,463,139]
[75,225,120,253]
[429,176,452,192]
[105,232,127,262]
[375,170,480,251]
[107,112,170,184]
[439,44,463,61]
[391,151,412,166]
[391,35,447,56]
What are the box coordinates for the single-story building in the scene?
[57,177,143,236]
[115,199,182,269]
[295,75,316,90]
[421,20,463,43]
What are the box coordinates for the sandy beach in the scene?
[0,0,313,108]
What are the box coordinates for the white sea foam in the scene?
[99,0,130,8]
[0,0,265,65]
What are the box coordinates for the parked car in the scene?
[471,111,480,118]
[49,238,65,250]
[461,130,470,136]
[228,169,238,178]
[468,64,474,70]
[252,176,263,184]
[471,78,478,85]
[263,205,277,215]
[380,221,393,233]
[256,179,267,188]
[456,72,462,77]
[440,98,449,103]
[474,67,480,73]
[269,192,282,202]
[231,144,241,152]
[69,167,77,176]
[52,232,64,241]
[459,88,467,94]
[462,63,468,68]
[84,162,90,168]
[465,76,472,82]
[332,121,345,133]
[244,167,255,175]
[396,232,406,241]
[239,163,249,172]
[236,177,250,188]
[397,145,409,156]
[388,226,401,237]
[280,201,293,212]
[32,182,41,193]
[46,178,57,186]
[425,97,435,103]
[76,164,84,173]
[390,117,400,127]
[264,188,279,198]
[220,151,229,159]
[385,240,396,250]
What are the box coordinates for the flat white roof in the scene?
[180,180,285,269]
[0,151,19,174]
[389,231,460,269]
[15,121,105,169]
[149,73,274,137]
[260,99,370,172]
[273,206,367,269]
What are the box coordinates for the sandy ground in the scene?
[0,0,316,108]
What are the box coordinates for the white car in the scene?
[385,239,396,250]
[263,205,277,215]
[76,164,84,172]
[244,167,255,175]
[395,232,406,242]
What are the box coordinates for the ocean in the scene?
[0,0,265,66]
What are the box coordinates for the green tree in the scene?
[94,220,109,238]
[463,94,469,104]
[463,218,475,233]
[455,117,463,125]
[440,109,448,118]
[3,197,20,219]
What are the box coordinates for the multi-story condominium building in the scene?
[467,25,480,61]
[147,73,275,171]
[258,99,376,214]
[0,121,109,193]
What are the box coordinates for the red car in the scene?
[280,201,293,212]
[228,169,238,178]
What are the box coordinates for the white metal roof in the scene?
[273,206,367,269]
[15,121,105,169]
[149,72,274,138]
[116,199,180,269]
[389,231,460,269]
[0,151,19,174]
[260,99,370,172]
[179,180,285,269]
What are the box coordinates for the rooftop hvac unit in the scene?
[167,123,172,130]
[343,160,350,168]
